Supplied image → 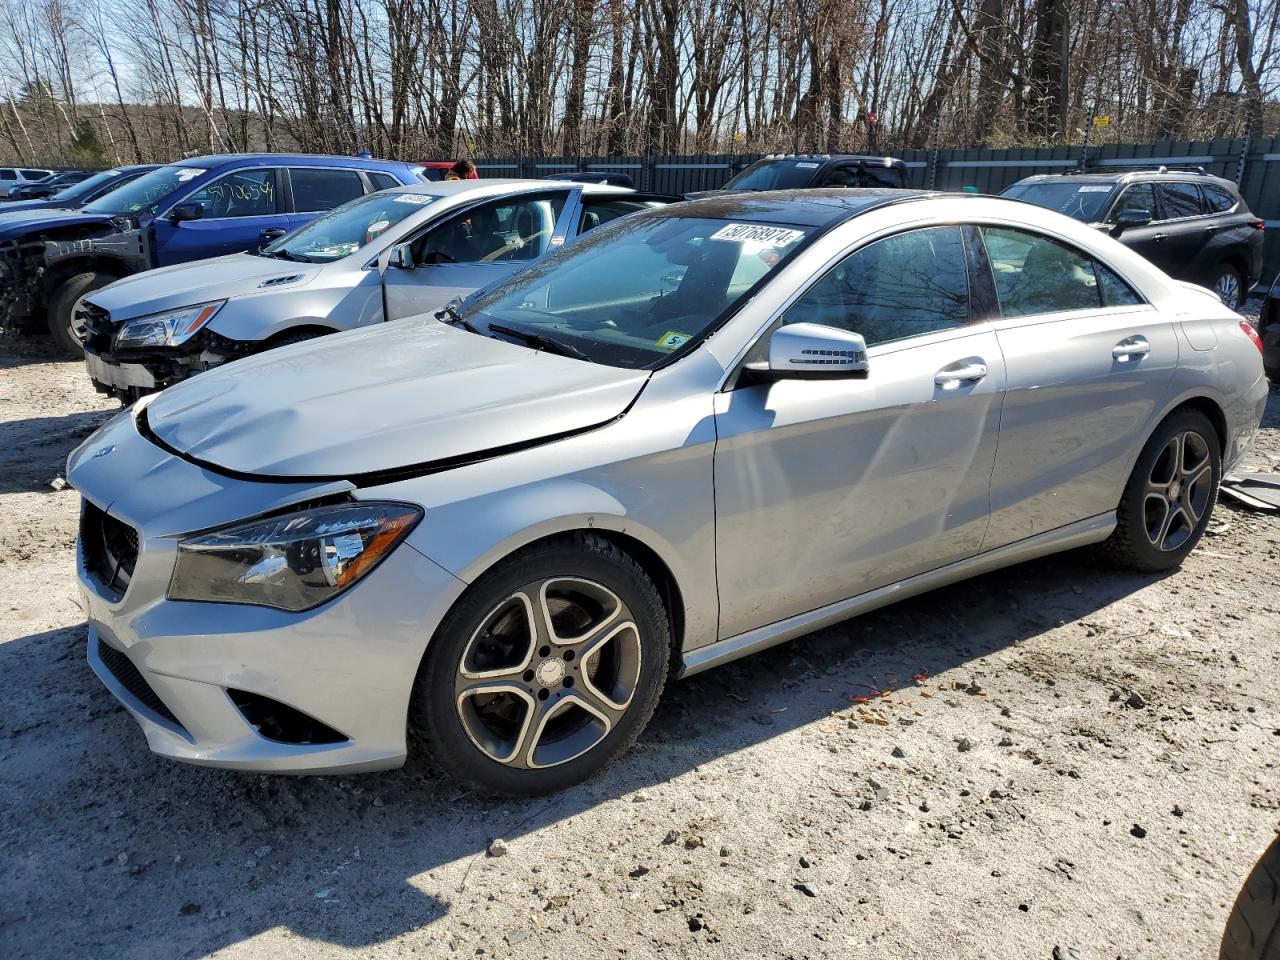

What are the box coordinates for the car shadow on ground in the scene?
[0,410,116,494]
[0,547,1170,956]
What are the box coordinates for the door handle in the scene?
[1152,233,1168,242]
[1113,336,1151,360]
[260,228,287,240]
[934,361,988,388]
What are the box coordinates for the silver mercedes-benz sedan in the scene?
[68,189,1268,795]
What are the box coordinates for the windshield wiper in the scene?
[264,249,312,263]
[436,303,479,333]
[486,322,589,361]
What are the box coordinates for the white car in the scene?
[77,179,670,400]
[0,166,54,197]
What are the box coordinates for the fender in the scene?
[44,221,151,279]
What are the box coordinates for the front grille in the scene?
[81,502,139,599]
[76,300,114,351]
[97,641,181,726]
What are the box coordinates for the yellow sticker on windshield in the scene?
[656,331,691,350]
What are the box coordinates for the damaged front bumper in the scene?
[80,302,259,399]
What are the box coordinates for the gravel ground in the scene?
[1,338,1278,960]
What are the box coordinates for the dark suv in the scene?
[704,154,909,194]
[1002,169,1264,310]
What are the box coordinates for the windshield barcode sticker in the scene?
[710,223,805,246]
[795,162,820,168]
[175,168,205,181]
[394,194,433,205]
[1078,185,1112,193]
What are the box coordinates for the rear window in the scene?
[1202,185,1238,213]
[1158,182,1203,218]
[1000,180,1115,222]
[723,159,823,191]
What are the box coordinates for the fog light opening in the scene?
[229,690,347,745]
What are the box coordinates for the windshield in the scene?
[262,191,437,263]
[723,159,823,191]
[53,169,128,202]
[460,214,815,369]
[82,164,207,215]
[1002,181,1115,222]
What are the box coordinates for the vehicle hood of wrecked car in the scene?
[0,206,119,239]
[87,252,326,322]
[143,316,651,479]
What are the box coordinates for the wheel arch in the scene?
[43,254,135,291]
[425,513,695,660]
[262,323,340,346]
[1171,394,1229,456]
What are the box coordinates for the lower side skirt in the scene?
[680,512,1116,678]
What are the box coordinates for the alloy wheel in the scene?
[454,577,643,769]
[1143,430,1213,552]
[1214,271,1241,310]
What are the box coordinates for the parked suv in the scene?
[0,154,428,355]
[0,167,53,195]
[705,154,909,194]
[78,179,669,401]
[1002,169,1264,310]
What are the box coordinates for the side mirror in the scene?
[1110,208,1152,236]
[167,201,204,224]
[749,323,869,381]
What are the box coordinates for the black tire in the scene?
[1222,836,1280,960]
[410,533,670,796]
[47,271,117,358]
[1102,408,1221,572]
[1212,263,1246,311]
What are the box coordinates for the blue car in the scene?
[0,164,157,212]
[0,154,428,354]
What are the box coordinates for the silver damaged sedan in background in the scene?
[68,189,1268,795]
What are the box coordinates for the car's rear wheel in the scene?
[410,533,670,796]
[1213,263,1246,311]
[47,271,116,358]
[1102,408,1221,572]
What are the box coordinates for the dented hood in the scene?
[90,252,324,323]
[143,316,649,480]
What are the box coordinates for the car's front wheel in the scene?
[1103,408,1221,572]
[47,271,116,358]
[411,534,671,796]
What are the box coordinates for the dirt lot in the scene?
[1,339,1278,960]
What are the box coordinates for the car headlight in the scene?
[168,502,422,611]
[114,301,225,349]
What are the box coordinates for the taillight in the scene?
[1240,319,1264,353]
[1251,219,1266,231]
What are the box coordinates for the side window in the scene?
[819,166,859,187]
[579,199,651,234]
[1096,264,1143,307]
[369,172,400,191]
[982,227,1141,315]
[21,169,48,180]
[417,192,567,264]
[290,168,365,212]
[185,169,277,218]
[1108,183,1156,222]
[1202,185,1238,213]
[1157,182,1203,219]
[783,226,969,346]
[0,170,15,181]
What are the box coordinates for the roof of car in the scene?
[1014,169,1238,189]
[662,188,931,226]
[754,153,908,169]
[380,178,637,199]
[172,154,421,170]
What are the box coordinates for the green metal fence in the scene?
[477,138,1280,284]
